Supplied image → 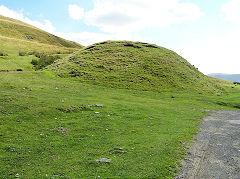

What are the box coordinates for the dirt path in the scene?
[176,110,240,179]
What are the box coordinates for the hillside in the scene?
[51,41,225,93]
[208,73,240,82]
[1,16,240,178]
[0,15,83,49]
[0,16,82,73]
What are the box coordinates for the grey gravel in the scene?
[176,110,240,179]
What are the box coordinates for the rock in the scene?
[96,104,104,107]
[24,36,33,40]
[88,104,104,107]
[95,158,111,163]
[58,127,67,133]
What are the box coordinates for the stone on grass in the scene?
[88,104,104,107]
[95,104,104,107]
[95,158,111,163]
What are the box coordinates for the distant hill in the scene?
[0,15,83,49]
[51,41,225,93]
[208,73,240,82]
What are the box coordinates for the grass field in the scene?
[1,66,240,178]
[1,15,240,178]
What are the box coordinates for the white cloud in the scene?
[222,0,240,23]
[0,5,55,33]
[68,4,84,20]
[175,31,240,75]
[84,0,204,33]
[56,32,113,46]
[55,31,150,46]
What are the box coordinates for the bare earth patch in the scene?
[177,110,240,179]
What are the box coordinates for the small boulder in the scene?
[88,104,104,107]
[96,104,104,107]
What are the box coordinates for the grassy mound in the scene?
[0,15,83,48]
[51,41,224,93]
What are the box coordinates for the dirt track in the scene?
[176,110,240,179]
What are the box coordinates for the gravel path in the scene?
[176,110,240,179]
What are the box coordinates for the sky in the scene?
[0,0,240,75]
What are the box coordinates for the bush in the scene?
[31,55,61,70]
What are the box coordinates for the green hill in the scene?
[51,41,224,93]
[0,15,83,49]
[0,15,83,72]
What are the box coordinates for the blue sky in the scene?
[0,0,240,74]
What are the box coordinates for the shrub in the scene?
[31,55,61,70]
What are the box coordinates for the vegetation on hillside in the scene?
[31,54,61,70]
[0,15,83,48]
[0,16,82,72]
[51,41,226,93]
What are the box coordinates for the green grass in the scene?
[1,17,240,178]
[0,15,83,49]
[51,41,226,93]
[1,67,239,178]
[0,35,79,57]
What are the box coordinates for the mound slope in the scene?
[51,41,224,93]
[0,15,83,48]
